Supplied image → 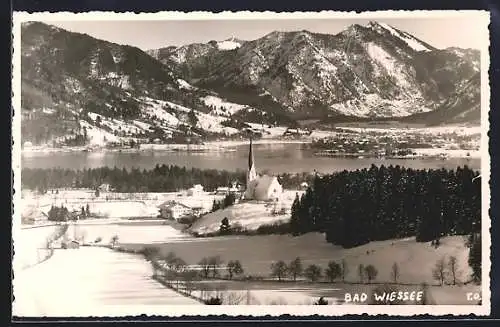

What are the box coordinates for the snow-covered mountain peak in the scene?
[367,21,435,52]
[217,38,242,50]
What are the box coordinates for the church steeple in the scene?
[247,138,257,184]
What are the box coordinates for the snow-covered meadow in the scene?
[14,225,60,271]
[21,189,226,220]
[13,247,200,317]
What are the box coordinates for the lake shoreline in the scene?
[21,138,310,155]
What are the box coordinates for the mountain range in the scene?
[20,21,481,146]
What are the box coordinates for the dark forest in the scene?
[290,165,481,248]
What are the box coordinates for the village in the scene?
[20,139,307,246]
[310,126,481,159]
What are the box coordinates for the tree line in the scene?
[290,165,481,248]
[46,204,92,221]
[22,165,246,193]
[21,165,314,193]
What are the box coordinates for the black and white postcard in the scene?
[11,10,491,317]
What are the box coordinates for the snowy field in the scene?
[13,247,200,317]
[14,225,60,271]
[119,231,476,287]
[21,189,226,220]
[117,232,480,305]
[191,286,342,305]
[13,222,481,313]
[75,222,190,245]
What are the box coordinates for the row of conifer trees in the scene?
[290,165,481,248]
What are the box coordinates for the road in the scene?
[13,247,200,317]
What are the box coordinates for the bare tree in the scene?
[325,261,341,283]
[182,270,199,296]
[358,264,365,283]
[364,264,378,283]
[304,264,322,282]
[270,260,288,281]
[432,257,446,286]
[208,255,223,278]
[198,257,211,279]
[448,256,459,285]
[174,257,187,273]
[391,262,400,283]
[226,260,244,280]
[341,259,348,282]
[110,234,119,247]
[164,251,178,270]
[288,257,303,281]
[143,246,161,261]
[172,257,187,289]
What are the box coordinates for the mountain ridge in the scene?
[20,21,481,146]
[148,21,479,120]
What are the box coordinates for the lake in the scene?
[21,143,480,173]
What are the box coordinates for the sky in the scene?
[43,15,487,51]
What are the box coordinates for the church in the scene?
[243,139,283,201]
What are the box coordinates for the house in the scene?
[191,206,205,217]
[243,139,283,201]
[21,208,47,225]
[229,181,242,194]
[98,183,112,192]
[158,201,193,220]
[187,184,204,196]
[62,240,80,249]
[216,187,230,195]
[300,182,309,190]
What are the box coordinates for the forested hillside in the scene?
[290,165,481,248]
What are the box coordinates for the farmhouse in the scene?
[98,183,112,192]
[158,200,193,220]
[187,184,204,196]
[62,240,80,249]
[244,138,283,201]
[216,187,230,195]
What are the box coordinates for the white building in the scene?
[216,187,230,195]
[158,201,193,220]
[98,183,112,192]
[187,184,204,196]
[228,181,241,194]
[244,139,283,201]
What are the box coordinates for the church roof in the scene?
[252,174,281,193]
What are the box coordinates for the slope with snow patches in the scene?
[80,120,121,146]
[200,95,248,116]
